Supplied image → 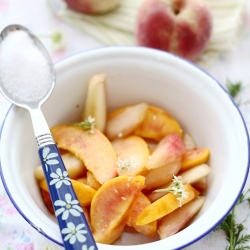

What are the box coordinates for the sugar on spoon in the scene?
[0,24,98,250]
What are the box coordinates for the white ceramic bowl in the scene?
[0,47,249,250]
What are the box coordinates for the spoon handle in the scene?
[38,141,98,250]
[29,108,97,249]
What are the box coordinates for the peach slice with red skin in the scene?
[146,132,186,170]
[51,124,118,184]
[136,184,199,225]
[82,73,107,133]
[86,171,102,190]
[126,192,157,238]
[64,0,120,14]
[105,102,148,140]
[90,175,145,244]
[181,147,210,171]
[133,105,183,141]
[144,160,181,190]
[158,196,206,239]
[180,164,211,184]
[148,164,210,202]
[112,135,150,176]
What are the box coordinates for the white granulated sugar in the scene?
[0,30,52,102]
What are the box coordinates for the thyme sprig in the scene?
[154,175,189,207]
[74,116,95,133]
[215,189,250,250]
[116,157,136,172]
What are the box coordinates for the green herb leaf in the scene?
[215,188,250,250]
[73,116,95,133]
[216,62,249,250]
[50,31,63,45]
[226,80,243,98]
[38,30,65,51]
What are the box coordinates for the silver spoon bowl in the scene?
[0,24,98,250]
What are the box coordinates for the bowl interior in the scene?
[0,47,249,250]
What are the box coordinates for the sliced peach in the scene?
[70,179,96,207]
[82,206,92,230]
[90,175,145,244]
[41,189,54,214]
[180,164,211,184]
[147,180,175,203]
[148,164,210,202]
[51,125,118,184]
[148,187,166,203]
[82,73,107,133]
[192,177,208,192]
[86,171,102,190]
[112,135,150,176]
[34,152,86,180]
[144,160,181,190]
[40,178,96,207]
[182,132,197,149]
[146,133,186,170]
[105,103,148,140]
[133,105,182,141]
[158,196,205,239]
[76,177,88,185]
[126,192,157,238]
[76,172,102,191]
[181,147,210,171]
[136,184,199,225]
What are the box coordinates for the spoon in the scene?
[0,24,98,250]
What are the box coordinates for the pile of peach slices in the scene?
[34,74,211,245]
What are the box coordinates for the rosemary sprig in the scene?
[215,189,250,250]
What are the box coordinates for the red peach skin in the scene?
[146,132,186,170]
[135,0,213,61]
[65,0,120,14]
[158,196,205,238]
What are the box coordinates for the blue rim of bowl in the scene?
[0,46,249,249]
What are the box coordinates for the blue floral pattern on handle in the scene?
[54,193,83,220]
[50,168,71,188]
[38,145,97,250]
[42,147,59,171]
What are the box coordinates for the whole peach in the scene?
[64,0,121,14]
[135,0,213,61]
